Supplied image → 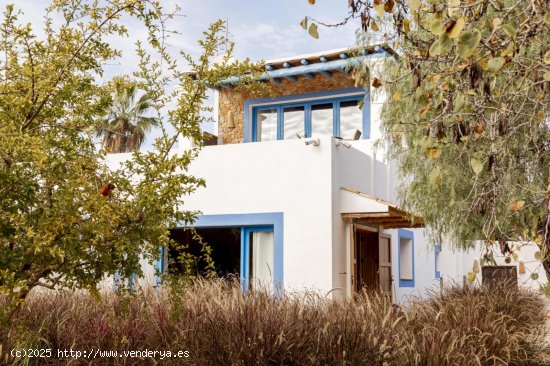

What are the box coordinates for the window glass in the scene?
[283,106,305,139]
[339,100,363,139]
[249,231,274,292]
[311,103,333,138]
[399,237,413,280]
[255,109,278,141]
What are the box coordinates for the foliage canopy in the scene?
[0,0,264,314]
[306,0,549,277]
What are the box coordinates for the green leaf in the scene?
[457,30,481,58]
[544,51,550,65]
[470,158,483,175]
[408,0,420,11]
[429,165,442,185]
[430,19,446,35]
[544,12,550,25]
[429,34,452,56]
[544,71,550,82]
[300,17,308,30]
[446,17,465,38]
[308,23,319,39]
[467,271,476,283]
[487,57,505,73]
[531,273,539,281]
[453,94,466,112]
[501,24,516,39]
[534,251,542,261]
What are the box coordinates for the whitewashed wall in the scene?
[102,52,545,299]
[181,138,334,293]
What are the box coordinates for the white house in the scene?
[116,46,544,304]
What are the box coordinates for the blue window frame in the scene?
[244,88,370,142]
[158,213,284,296]
[398,229,415,288]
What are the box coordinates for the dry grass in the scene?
[1,279,549,365]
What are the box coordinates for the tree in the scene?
[0,0,265,333]
[304,1,550,280]
[96,77,159,153]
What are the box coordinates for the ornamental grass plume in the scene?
[1,279,549,365]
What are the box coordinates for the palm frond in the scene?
[95,80,158,153]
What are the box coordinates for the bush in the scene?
[1,279,549,365]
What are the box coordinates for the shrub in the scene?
[1,279,549,365]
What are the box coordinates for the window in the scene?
[248,230,274,292]
[283,106,305,139]
[311,103,333,138]
[399,238,413,280]
[249,90,367,142]
[256,108,278,142]
[398,229,414,287]
[340,100,363,140]
[166,226,277,293]
[168,228,241,277]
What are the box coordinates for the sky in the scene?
[1,0,361,148]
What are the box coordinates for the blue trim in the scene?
[244,87,370,142]
[242,226,274,292]
[155,246,165,288]
[398,229,415,288]
[434,244,441,279]
[220,50,390,84]
[252,106,279,142]
[177,213,284,296]
[333,101,339,138]
[305,104,312,137]
[113,271,121,290]
[277,106,284,140]
[113,270,136,291]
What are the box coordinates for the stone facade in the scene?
[218,73,357,144]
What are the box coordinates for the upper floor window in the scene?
[248,89,368,142]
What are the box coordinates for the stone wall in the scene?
[218,73,357,144]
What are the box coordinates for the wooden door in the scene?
[378,234,392,298]
[352,224,379,293]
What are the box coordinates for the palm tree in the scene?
[96,78,159,153]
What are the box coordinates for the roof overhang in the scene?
[217,44,395,87]
[340,187,423,229]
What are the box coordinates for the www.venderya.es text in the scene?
[11,348,190,360]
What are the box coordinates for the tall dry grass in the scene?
[1,279,549,365]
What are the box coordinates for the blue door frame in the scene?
[242,226,274,291]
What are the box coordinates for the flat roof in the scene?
[263,44,392,69]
